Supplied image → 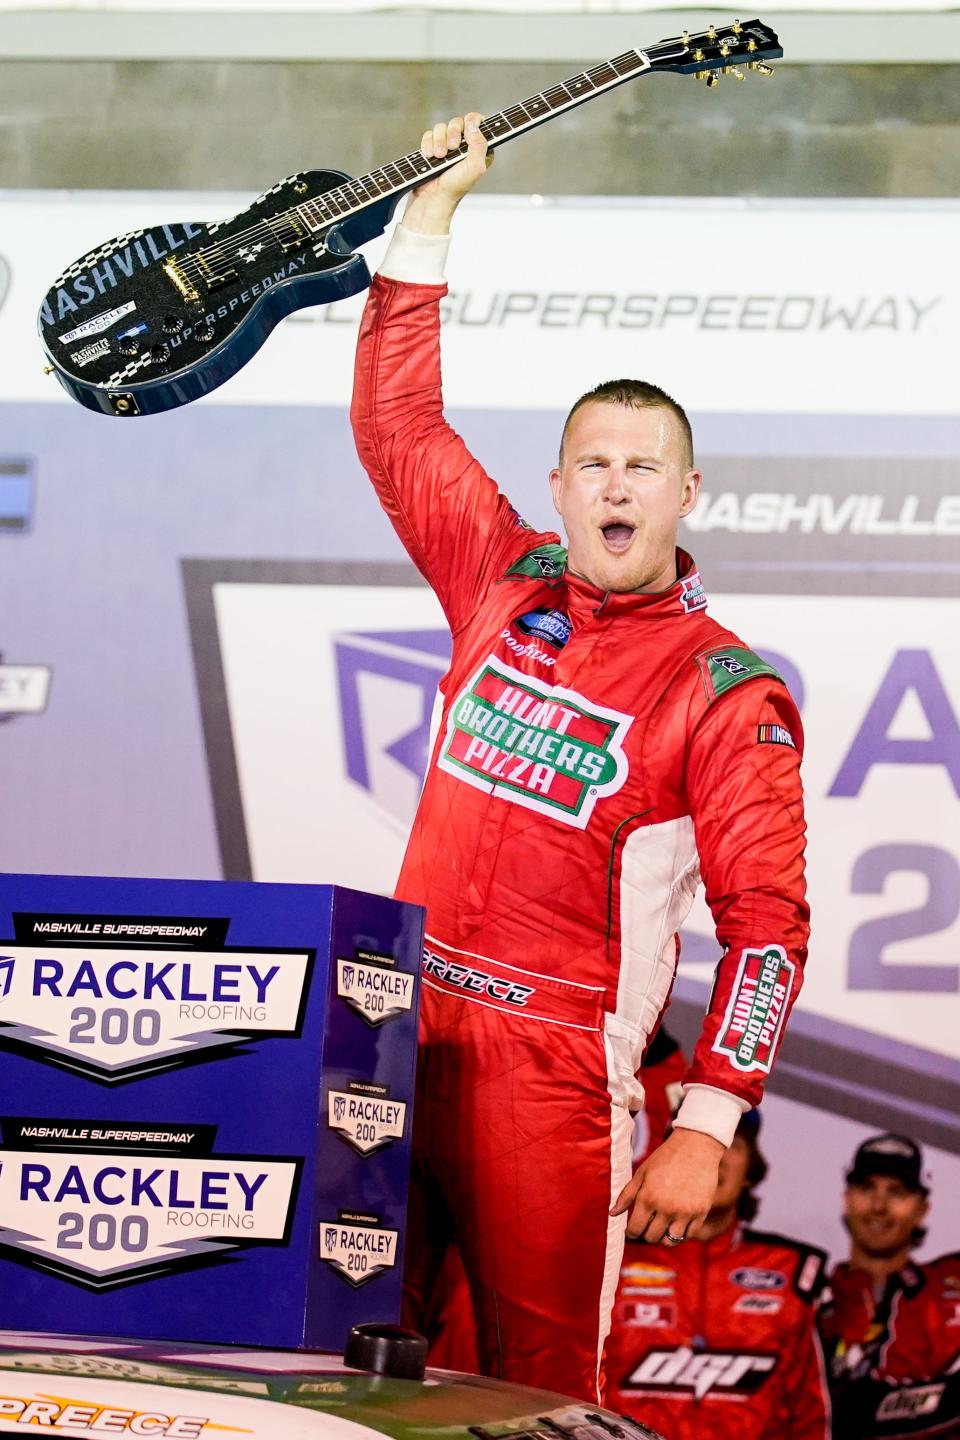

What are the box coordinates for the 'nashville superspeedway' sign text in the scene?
[0,944,311,1082]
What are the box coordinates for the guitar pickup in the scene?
[195,255,238,292]
[266,212,309,253]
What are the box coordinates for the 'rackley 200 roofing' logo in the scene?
[438,657,632,828]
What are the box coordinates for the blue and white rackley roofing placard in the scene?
[0,872,424,1349]
[0,940,310,1080]
[0,1125,301,1287]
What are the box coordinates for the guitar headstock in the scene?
[645,18,783,85]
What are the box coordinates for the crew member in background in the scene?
[351,111,810,1402]
[820,1133,960,1437]
[606,1110,829,1438]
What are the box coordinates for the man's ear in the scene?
[680,469,702,520]
[549,467,563,517]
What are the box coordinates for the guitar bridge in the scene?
[162,258,201,304]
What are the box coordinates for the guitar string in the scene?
[174,36,754,284]
[171,50,654,284]
[176,49,666,274]
[175,79,613,279]
[164,30,758,292]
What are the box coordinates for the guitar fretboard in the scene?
[294,49,649,234]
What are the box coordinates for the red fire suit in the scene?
[425,1029,689,1374]
[821,1256,960,1437]
[351,267,809,1402]
[606,1227,830,1439]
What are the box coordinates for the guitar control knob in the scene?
[117,336,140,356]
[162,313,185,334]
[193,322,215,343]
[147,343,170,365]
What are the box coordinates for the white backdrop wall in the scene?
[1,190,959,1264]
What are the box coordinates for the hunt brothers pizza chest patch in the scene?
[713,944,795,1073]
[438,657,632,828]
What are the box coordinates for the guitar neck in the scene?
[295,47,655,234]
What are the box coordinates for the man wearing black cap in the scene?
[606,1110,829,1439]
[820,1132,960,1437]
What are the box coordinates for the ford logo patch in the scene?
[731,1266,787,1291]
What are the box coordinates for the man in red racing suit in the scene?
[820,1135,960,1437]
[350,112,809,1402]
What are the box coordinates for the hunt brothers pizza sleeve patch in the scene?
[711,945,795,1072]
[679,677,808,1111]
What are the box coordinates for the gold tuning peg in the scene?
[706,73,720,87]
[746,37,757,51]
[719,41,731,55]
[732,18,743,32]
[707,22,717,38]
[752,61,775,75]
[682,28,691,44]
[43,365,54,376]
[695,68,710,80]
[693,47,705,60]
[724,65,745,79]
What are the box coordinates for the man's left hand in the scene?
[611,1127,725,1242]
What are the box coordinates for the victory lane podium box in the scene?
[0,873,423,1350]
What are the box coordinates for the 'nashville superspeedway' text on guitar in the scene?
[39,20,782,418]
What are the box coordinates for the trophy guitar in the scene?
[39,20,781,418]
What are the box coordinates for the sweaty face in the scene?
[844,1176,928,1259]
[549,401,700,594]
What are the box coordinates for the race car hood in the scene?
[0,1332,663,1440]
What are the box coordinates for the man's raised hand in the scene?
[403,112,492,236]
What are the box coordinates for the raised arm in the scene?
[350,115,528,633]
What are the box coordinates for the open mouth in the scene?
[600,521,636,554]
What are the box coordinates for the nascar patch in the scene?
[758,723,796,748]
[713,944,795,1073]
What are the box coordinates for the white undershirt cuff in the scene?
[378,223,450,284]
[673,1083,750,1148]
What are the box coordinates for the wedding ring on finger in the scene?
[664,1231,686,1246]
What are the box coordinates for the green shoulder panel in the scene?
[504,543,568,581]
[697,645,784,703]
